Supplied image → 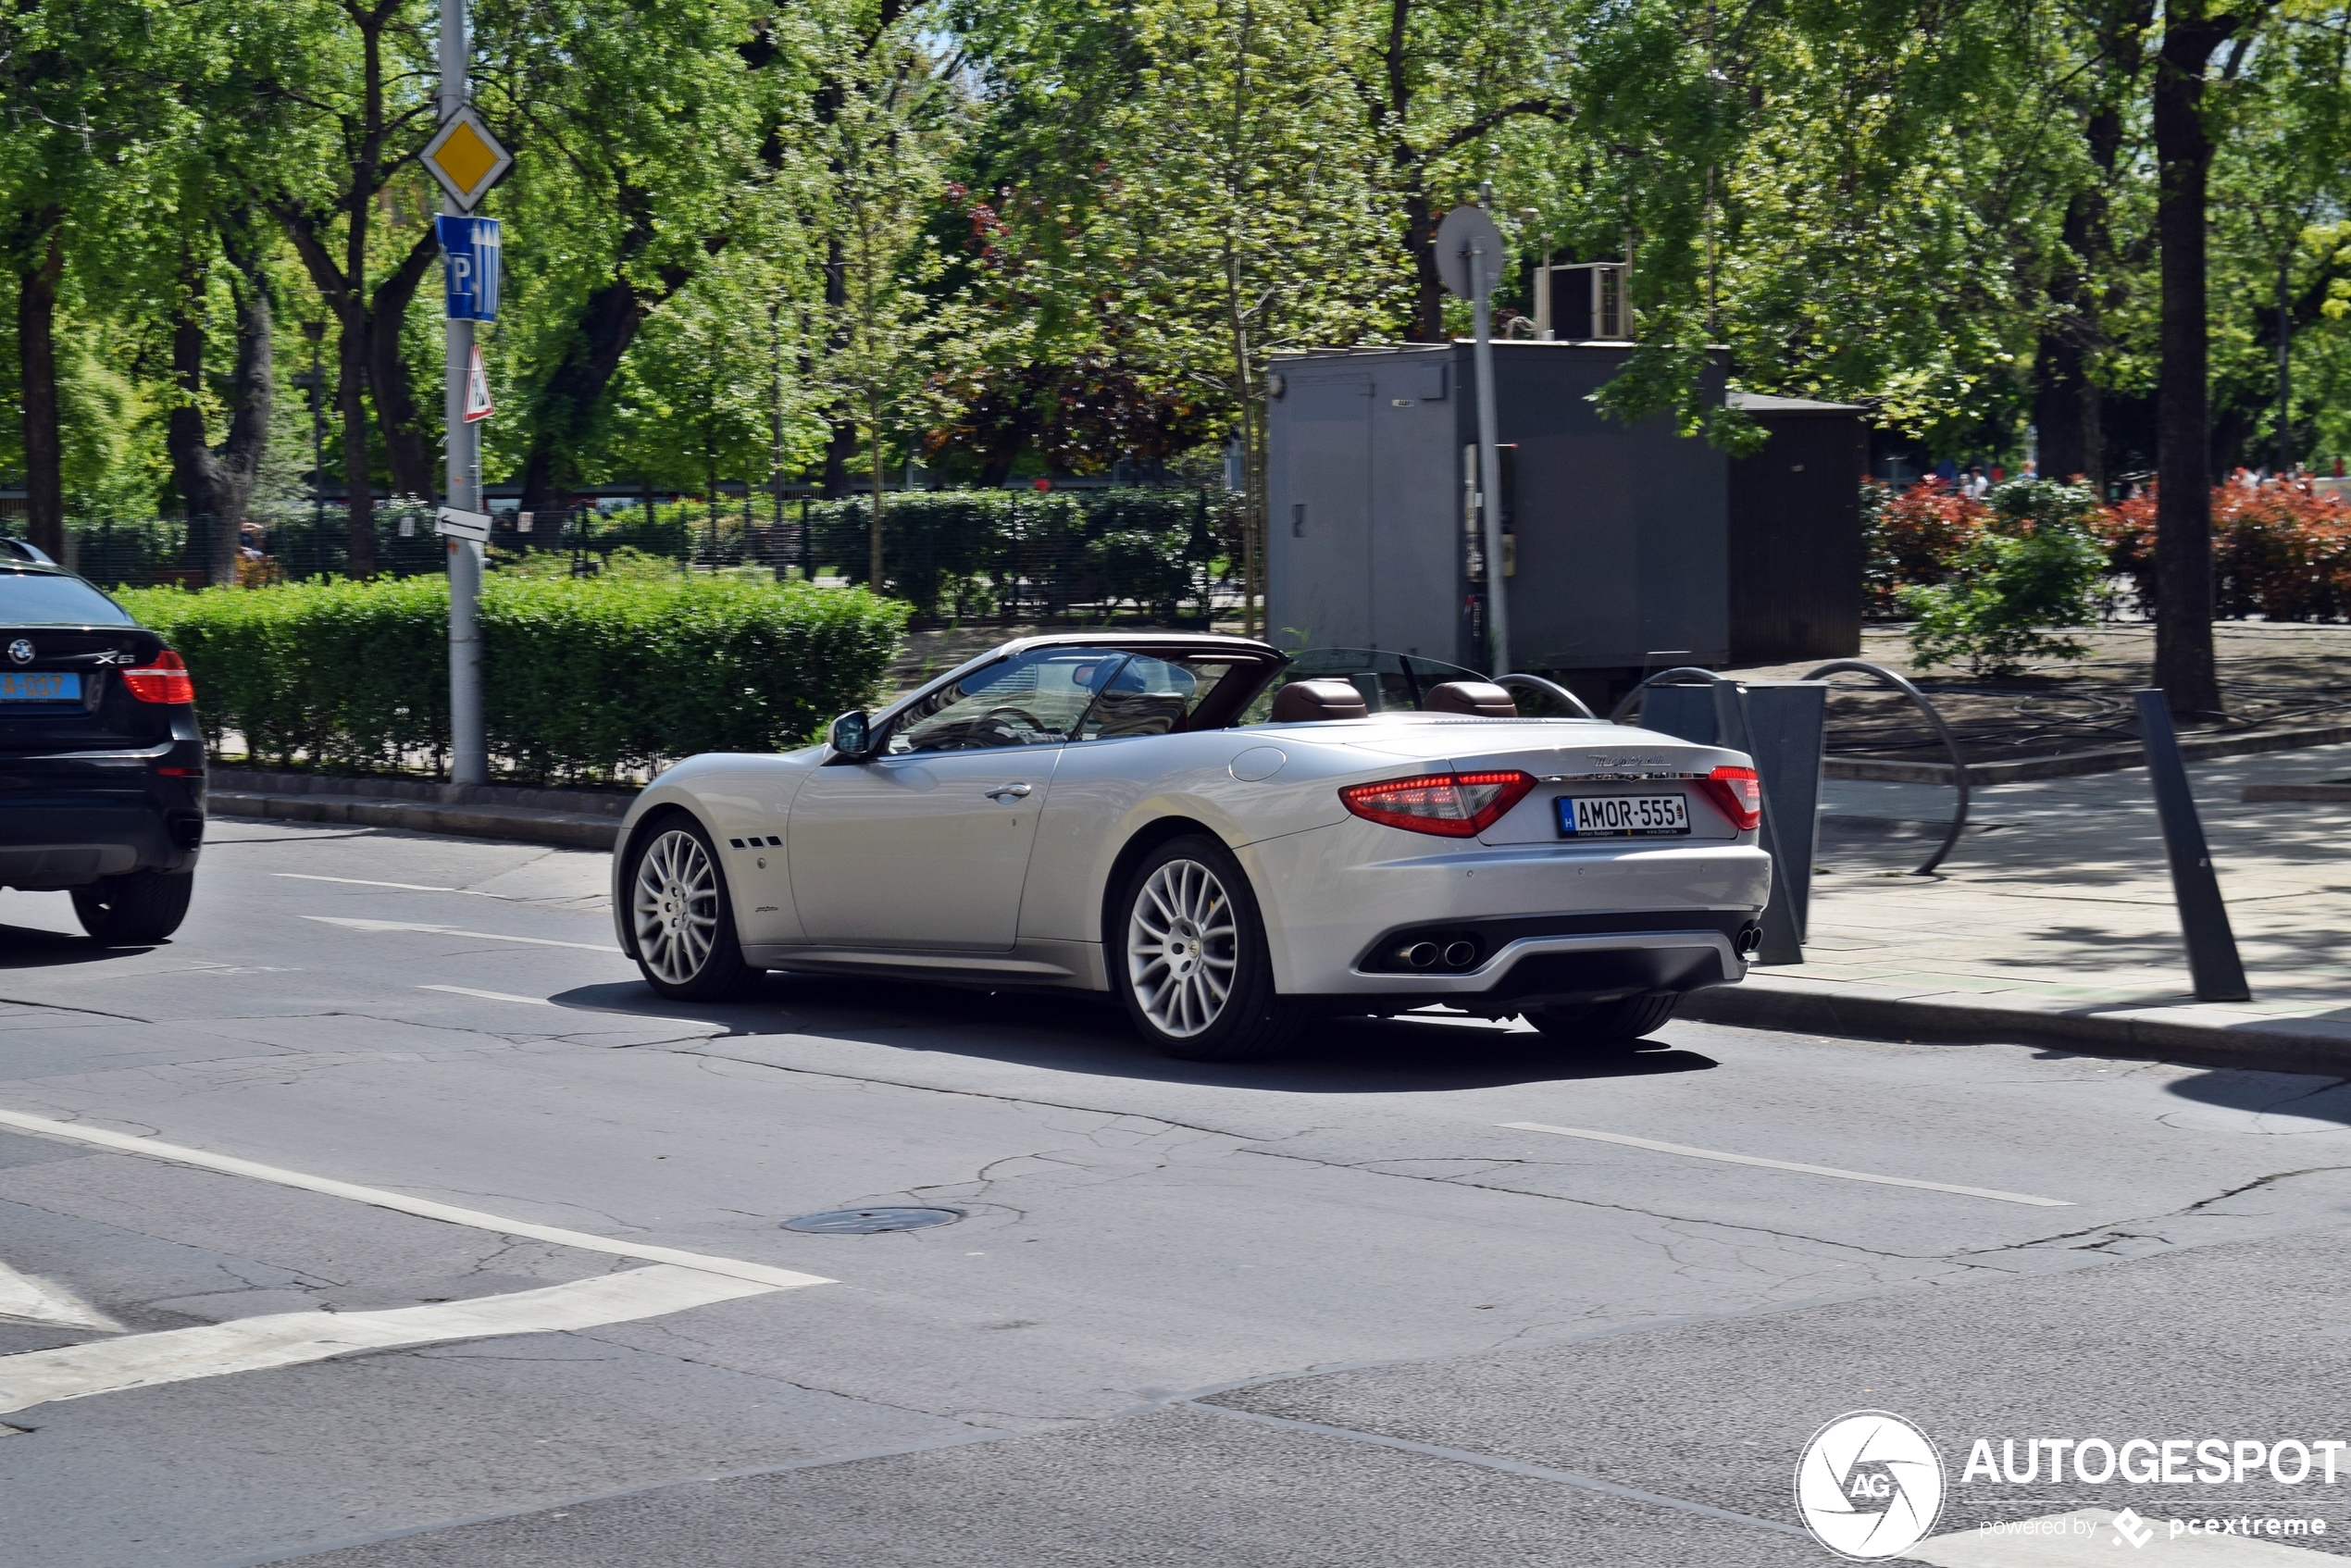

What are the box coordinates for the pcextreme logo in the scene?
[1794,1410,1947,1561]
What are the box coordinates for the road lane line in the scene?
[1498,1122,2072,1207]
[303,915,622,953]
[419,985,554,1005]
[0,1107,832,1291]
[0,1260,121,1333]
[277,874,456,892]
[0,1265,777,1416]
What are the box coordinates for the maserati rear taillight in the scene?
[123,649,195,704]
[1697,765,1762,831]
[1339,769,1535,838]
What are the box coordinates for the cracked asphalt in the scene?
[5,818,2351,1565]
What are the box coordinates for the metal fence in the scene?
[61,488,1252,628]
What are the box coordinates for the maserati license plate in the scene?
[1557,793,1689,838]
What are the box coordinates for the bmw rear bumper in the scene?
[0,756,205,889]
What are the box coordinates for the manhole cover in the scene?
[781,1206,965,1235]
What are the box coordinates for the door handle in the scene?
[985,782,1032,801]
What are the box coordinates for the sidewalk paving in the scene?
[1684,740,2351,1071]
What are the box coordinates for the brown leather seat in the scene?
[1269,678,1370,722]
[1424,680,1518,717]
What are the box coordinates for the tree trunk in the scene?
[2149,4,2233,716]
[367,227,442,502]
[166,229,277,585]
[16,217,65,561]
[337,304,378,578]
[868,399,885,591]
[1403,189,1443,342]
[2033,193,2096,482]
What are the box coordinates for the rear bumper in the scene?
[0,763,205,888]
[1241,821,1772,995]
[1297,928,1746,1017]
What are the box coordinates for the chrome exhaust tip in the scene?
[1442,940,1478,969]
[1403,941,1442,969]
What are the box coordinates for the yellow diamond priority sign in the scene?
[420,106,512,212]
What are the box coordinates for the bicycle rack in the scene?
[1496,672,1597,719]
[1800,660,1972,877]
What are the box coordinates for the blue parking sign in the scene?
[436,215,502,322]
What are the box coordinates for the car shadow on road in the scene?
[546,973,1718,1094]
[0,921,155,968]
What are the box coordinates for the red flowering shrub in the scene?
[2095,476,2351,620]
[1863,476,1988,616]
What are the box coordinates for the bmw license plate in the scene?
[1558,793,1689,838]
[0,671,78,702]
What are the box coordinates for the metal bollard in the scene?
[1636,677,1825,964]
[2133,691,2249,1002]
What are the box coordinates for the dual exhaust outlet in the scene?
[1398,939,1481,972]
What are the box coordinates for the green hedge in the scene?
[116,575,907,782]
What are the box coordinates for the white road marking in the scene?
[277,874,455,892]
[0,1107,832,1292]
[0,1260,120,1333]
[303,915,621,953]
[418,984,554,1005]
[1498,1122,2072,1207]
[1909,1508,2337,1563]
[0,1265,776,1416]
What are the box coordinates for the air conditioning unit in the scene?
[1537,263,1632,342]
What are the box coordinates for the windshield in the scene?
[0,569,134,627]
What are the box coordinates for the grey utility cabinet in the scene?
[1264,343,1863,683]
[1265,342,1728,678]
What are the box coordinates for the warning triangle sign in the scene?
[463,342,493,424]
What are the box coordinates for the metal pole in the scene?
[2277,252,2293,477]
[441,0,486,786]
[1469,237,1510,677]
[2134,690,2250,1002]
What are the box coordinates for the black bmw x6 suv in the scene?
[0,547,205,943]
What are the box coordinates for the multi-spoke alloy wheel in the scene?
[1126,858,1238,1038]
[1113,835,1300,1062]
[633,828,719,987]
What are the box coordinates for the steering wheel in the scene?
[978,704,1051,740]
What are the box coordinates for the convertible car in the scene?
[610,632,1771,1060]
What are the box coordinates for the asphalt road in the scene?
[5,819,2351,1567]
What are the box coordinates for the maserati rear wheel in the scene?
[1115,835,1300,1062]
[1524,991,1679,1047]
[628,816,758,1001]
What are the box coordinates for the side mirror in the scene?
[828,710,873,758]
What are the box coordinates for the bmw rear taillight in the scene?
[1339,770,1535,838]
[1697,765,1762,831]
[123,649,195,705]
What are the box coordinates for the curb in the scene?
[1681,982,2351,1076]
[1823,720,2351,786]
[207,770,630,852]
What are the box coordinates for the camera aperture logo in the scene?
[1795,1411,1947,1560]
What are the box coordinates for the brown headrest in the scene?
[1269,678,1370,723]
[1424,680,1518,717]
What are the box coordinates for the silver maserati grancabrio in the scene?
[611,632,1772,1061]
